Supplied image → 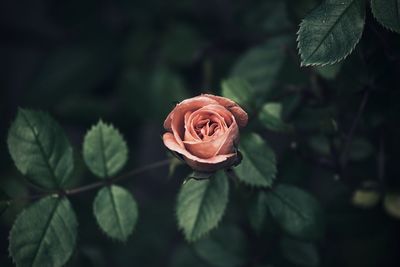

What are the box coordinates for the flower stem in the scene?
[11,159,171,202]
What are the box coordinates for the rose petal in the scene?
[183,119,238,158]
[163,132,236,171]
[165,96,220,147]
[184,111,199,142]
[163,96,219,130]
[185,105,230,140]
[215,120,239,155]
[202,94,248,128]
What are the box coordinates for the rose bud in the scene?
[162,94,248,172]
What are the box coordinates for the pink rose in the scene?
[162,94,248,172]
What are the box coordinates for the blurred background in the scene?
[1,0,400,266]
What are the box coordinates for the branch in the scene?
[340,90,370,168]
[10,159,172,202]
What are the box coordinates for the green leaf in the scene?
[266,184,324,240]
[9,196,78,267]
[234,133,277,187]
[176,171,229,242]
[297,0,366,66]
[258,103,293,132]
[280,237,319,267]
[188,171,214,180]
[248,192,269,233]
[7,109,74,189]
[83,120,128,178]
[231,36,289,94]
[371,0,400,33]
[0,189,10,215]
[221,78,255,112]
[384,193,400,219]
[193,225,248,267]
[93,185,138,241]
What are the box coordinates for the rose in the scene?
[162,94,248,172]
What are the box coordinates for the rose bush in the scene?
[162,94,248,172]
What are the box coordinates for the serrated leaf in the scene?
[297,0,365,66]
[384,193,400,219]
[176,171,229,242]
[258,103,293,132]
[221,78,255,112]
[83,120,128,178]
[280,237,319,267]
[231,36,289,94]
[266,184,324,240]
[248,192,269,233]
[193,225,248,267]
[7,109,74,189]
[371,0,400,33]
[9,196,78,267]
[234,133,277,187]
[93,185,138,241]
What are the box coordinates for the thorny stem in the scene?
[11,159,171,203]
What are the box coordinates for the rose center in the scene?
[194,118,221,140]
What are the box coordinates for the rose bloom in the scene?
[162,94,248,172]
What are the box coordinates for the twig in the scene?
[340,90,370,168]
[11,159,171,202]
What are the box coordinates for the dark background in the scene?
[1,0,400,266]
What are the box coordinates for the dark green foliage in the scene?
[93,185,138,241]
[9,196,78,267]
[193,225,248,267]
[7,109,74,189]
[298,0,366,66]
[234,133,277,187]
[176,171,229,241]
[1,0,400,266]
[266,184,324,240]
[83,120,128,178]
[371,0,400,33]
[279,237,319,267]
